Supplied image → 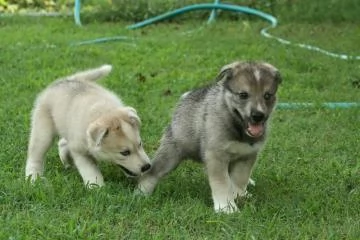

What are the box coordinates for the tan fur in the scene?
[25,65,150,187]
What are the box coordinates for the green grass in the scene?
[0,16,359,239]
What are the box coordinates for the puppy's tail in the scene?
[67,64,112,82]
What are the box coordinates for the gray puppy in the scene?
[137,61,282,213]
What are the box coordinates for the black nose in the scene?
[251,111,265,123]
[141,164,151,173]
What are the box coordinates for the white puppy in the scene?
[25,65,151,187]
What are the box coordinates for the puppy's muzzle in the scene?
[141,163,151,173]
[250,111,265,123]
[120,163,151,177]
[246,110,267,138]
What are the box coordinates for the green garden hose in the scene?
[72,0,359,109]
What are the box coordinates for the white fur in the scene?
[254,69,261,82]
[25,65,150,187]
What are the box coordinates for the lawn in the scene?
[0,14,359,239]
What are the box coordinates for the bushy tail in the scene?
[67,64,112,82]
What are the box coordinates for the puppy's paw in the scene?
[25,174,47,185]
[136,175,158,196]
[85,182,104,189]
[233,188,253,200]
[214,201,239,214]
[83,176,105,189]
[248,178,256,187]
[135,183,155,196]
[133,187,151,197]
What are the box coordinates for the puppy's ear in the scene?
[216,68,232,82]
[274,70,282,85]
[215,62,239,82]
[124,107,141,127]
[87,123,109,147]
[262,63,282,85]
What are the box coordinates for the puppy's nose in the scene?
[141,163,151,173]
[251,111,265,123]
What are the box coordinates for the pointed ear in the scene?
[87,123,109,146]
[215,61,241,82]
[262,62,282,85]
[274,71,282,85]
[124,107,141,127]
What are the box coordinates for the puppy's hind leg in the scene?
[25,105,56,182]
[58,138,72,169]
[137,128,183,195]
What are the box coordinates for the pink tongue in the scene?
[247,124,264,137]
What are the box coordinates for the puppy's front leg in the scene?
[229,154,257,198]
[58,138,72,169]
[71,151,104,188]
[205,150,238,214]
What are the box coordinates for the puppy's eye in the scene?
[264,92,273,100]
[238,92,249,100]
[120,150,131,156]
[139,141,142,147]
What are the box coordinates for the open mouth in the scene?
[233,108,265,138]
[246,123,265,138]
[119,166,138,177]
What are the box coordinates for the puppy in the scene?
[25,65,151,187]
[137,61,281,213]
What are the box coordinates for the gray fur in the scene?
[137,61,281,213]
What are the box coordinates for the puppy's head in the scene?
[217,61,281,138]
[86,107,151,177]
